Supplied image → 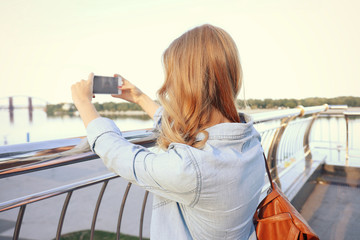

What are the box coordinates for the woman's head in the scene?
[157,24,242,149]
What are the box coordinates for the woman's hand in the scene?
[112,73,160,119]
[111,74,143,104]
[71,73,100,127]
[71,72,94,106]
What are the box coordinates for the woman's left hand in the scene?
[71,72,94,106]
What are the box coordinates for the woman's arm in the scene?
[111,74,160,119]
[71,73,160,127]
[86,117,197,206]
[72,73,195,205]
[71,73,100,128]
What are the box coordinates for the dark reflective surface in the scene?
[0,129,157,178]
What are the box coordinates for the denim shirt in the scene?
[87,108,265,240]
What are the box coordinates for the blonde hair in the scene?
[157,24,242,149]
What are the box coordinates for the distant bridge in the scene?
[0,96,48,123]
[0,96,48,111]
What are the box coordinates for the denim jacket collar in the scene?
[196,113,254,141]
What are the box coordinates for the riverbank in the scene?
[98,110,148,116]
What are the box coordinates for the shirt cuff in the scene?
[153,106,163,130]
[86,117,122,153]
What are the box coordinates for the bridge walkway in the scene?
[296,163,360,240]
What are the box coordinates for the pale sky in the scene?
[0,0,359,105]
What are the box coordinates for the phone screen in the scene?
[93,76,122,94]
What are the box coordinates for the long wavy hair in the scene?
[157,24,242,149]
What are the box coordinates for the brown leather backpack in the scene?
[253,154,320,240]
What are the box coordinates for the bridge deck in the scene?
[299,164,360,240]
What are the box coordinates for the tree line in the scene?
[46,102,143,116]
[237,96,360,109]
[46,96,359,116]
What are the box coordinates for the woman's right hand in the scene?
[111,74,144,104]
[111,74,160,119]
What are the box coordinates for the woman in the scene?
[71,24,265,240]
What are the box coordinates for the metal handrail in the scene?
[328,105,348,109]
[0,129,157,178]
[0,105,329,178]
[251,108,302,123]
[0,104,335,239]
[315,109,360,166]
[251,104,329,123]
[344,111,360,116]
[302,104,329,116]
[0,173,118,212]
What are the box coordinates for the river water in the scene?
[0,109,153,146]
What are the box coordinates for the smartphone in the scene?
[93,75,123,94]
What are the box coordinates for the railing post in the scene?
[139,191,149,240]
[13,205,26,240]
[267,115,297,187]
[56,191,73,240]
[343,110,360,166]
[28,97,33,123]
[9,96,14,123]
[345,114,349,166]
[117,183,132,240]
[303,114,319,163]
[302,104,329,169]
[90,180,109,240]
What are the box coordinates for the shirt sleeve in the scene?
[86,117,198,205]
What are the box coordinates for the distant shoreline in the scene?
[98,110,148,116]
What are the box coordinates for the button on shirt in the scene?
[86,108,265,240]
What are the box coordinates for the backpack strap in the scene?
[263,153,274,190]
